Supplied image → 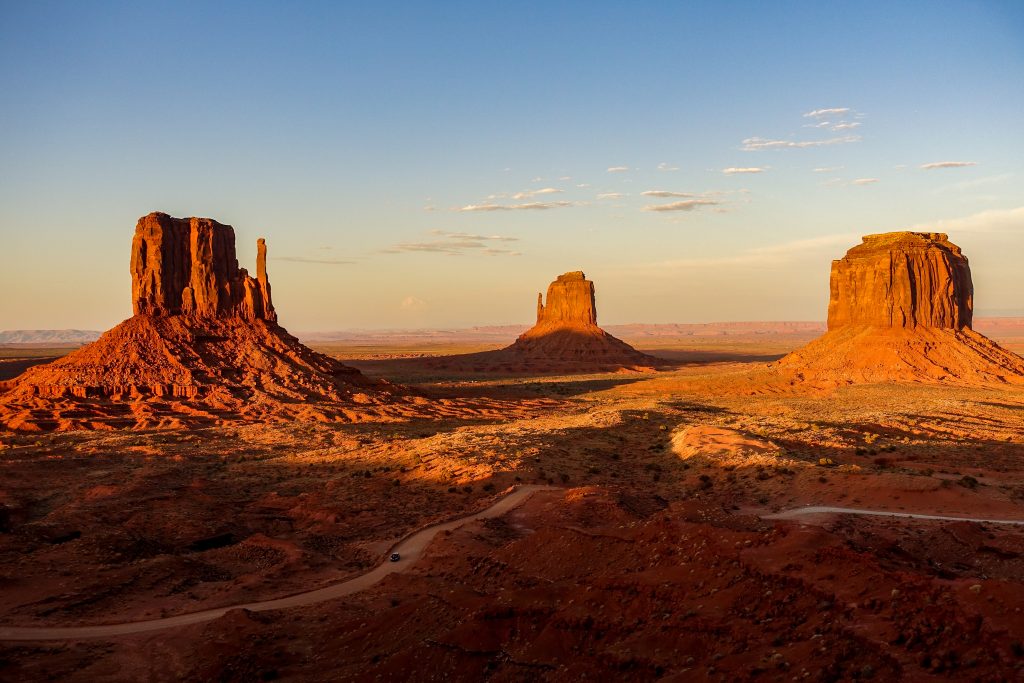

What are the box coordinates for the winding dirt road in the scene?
[4,490,1021,643]
[764,505,1024,525]
[0,485,556,642]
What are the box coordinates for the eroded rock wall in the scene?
[130,212,276,322]
[826,232,972,331]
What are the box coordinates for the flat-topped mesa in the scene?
[769,230,1024,388]
[534,271,598,327]
[827,231,972,331]
[130,212,277,322]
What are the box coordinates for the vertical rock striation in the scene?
[130,212,276,322]
[0,212,398,430]
[826,232,972,331]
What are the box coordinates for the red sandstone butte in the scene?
[0,212,397,431]
[503,271,659,370]
[826,232,972,331]
[775,231,1024,385]
[131,212,276,321]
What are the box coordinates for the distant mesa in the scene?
[428,271,661,374]
[0,212,401,431]
[773,231,1024,386]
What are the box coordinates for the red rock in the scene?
[826,232,972,331]
[773,232,1024,386]
[429,271,660,373]
[0,212,405,430]
[130,212,276,321]
[534,271,597,327]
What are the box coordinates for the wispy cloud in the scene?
[657,162,679,171]
[642,199,719,212]
[457,201,572,212]
[383,230,521,256]
[742,135,860,151]
[607,166,629,173]
[813,166,843,173]
[275,256,356,265]
[722,167,766,175]
[851,178,879,185]
[831,121,861,130]
[597,192,626,200]
[512,187,563,200]
[804,107,850,118]
[641,190,696,198]
[920,161,977,170]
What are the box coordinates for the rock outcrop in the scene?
[0,213,406,430]
[772,232,1024,387]
[826,232,972,331]
[534,271,597,327]
[427,271,660,373]
[131,212,276,321]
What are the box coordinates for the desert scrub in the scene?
[957,475,979,489]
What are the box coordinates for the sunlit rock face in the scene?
[826,232,972,331]
[130,212,276,322]
[0,212,396,430]
[533,271,598,328]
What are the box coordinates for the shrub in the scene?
[957,475,979,489]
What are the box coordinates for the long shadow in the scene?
[644,349,786,364]
[0,357,58,382]
[412,376,652,401]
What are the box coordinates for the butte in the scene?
[430,271,660,373]
[0,212,401,431]
[771,231,1024,386]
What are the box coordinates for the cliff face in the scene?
[130,212,276,322]
[535,271,598,328]
[826,232,972,331]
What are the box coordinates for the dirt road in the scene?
[764,505,1024,525]
[0,485,557,642]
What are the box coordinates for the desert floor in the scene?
[2,331,1024,681]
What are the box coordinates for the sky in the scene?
[1,1,1023,331]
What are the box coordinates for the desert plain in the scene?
[2,288,1024,680]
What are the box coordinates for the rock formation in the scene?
[533,271,598,327]
[130,212,276,321]
[825,232,972,331]
[0,212,402,430]
[773,231,1024,386]
[427,271,660,373]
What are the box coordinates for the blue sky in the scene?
[2,1,1022,330]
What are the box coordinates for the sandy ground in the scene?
[1,332,1023,680]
